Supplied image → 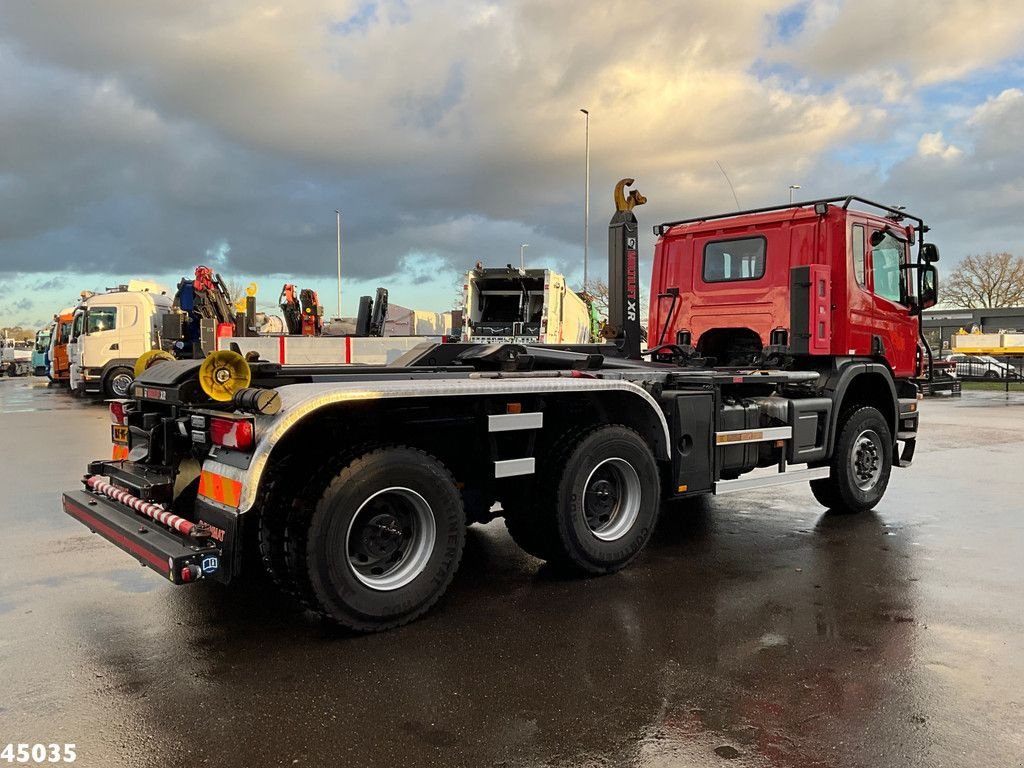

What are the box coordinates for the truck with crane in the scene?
[62,179,938,632]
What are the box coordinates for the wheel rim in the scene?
[345,487,436,591]
[850,429,883,491]
[111,372,133,397]
[583,457,642,541]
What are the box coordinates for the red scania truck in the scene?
[62,182,938,632]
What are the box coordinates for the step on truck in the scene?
[62,180,939,632]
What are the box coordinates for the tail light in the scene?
[209,416,254,451]
[110,400,128,425]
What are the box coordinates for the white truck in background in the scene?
[461,265,594,345]
[68,282,173,398]
[1,336,33,377]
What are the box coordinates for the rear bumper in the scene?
[62,489,224,584]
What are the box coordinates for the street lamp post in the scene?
[580,108,590,290]
[788,184,801,204]
[335,209,342,319]
[520,243,529,270]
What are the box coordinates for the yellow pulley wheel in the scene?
[198,350,252,402]
[133,349,175,379]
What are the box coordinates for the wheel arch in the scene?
[100,358,137,380]
[237,381,671,514]
[826,363,899,455]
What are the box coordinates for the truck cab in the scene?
[650,198,937,378]
[49,309,75,384]
[68,284,172,398]
[32,326,52,376]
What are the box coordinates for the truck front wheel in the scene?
[302,447,466,632]
[103,366,134,399]
[810,406,892,513]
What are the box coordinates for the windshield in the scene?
[70,311,84,341]
[86,307,117,333]
[35,331,51,352]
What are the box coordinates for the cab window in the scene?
[870,232,905,303]
[851,224,866,288]
[702,236,766,282]
[86,307,117,333]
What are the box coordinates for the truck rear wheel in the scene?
[504,500,559,560]
[810,406,892,513]
[302,447,466,632]
[502,424,591,561]
[528,425,661,574]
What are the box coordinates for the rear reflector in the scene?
[110,400,127,425]
[198,470,242,507]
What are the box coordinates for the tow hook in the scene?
[189,521,213,541]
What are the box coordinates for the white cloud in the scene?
[916,131,963,160]
[771,0,1024,86]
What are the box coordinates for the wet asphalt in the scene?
[0,377,1022,768]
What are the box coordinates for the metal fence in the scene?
[938,354,1024,392]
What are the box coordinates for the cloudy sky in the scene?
[1,0,1023,327]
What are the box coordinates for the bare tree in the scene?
[581,279,610,318]
[582,279,648,323]
[943,253,1024,308]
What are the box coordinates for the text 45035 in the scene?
[0,745,76,764]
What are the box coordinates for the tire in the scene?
[545,425,661,574]
[299,447,466,632]
[256,457,333,591]
[810,406,892,514]
[502,424,593,561]
[984,370,999,380]
[103,366,134,399]
[504,504,560,560]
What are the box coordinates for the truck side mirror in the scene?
[921,243,939,263]
[919,264,938,309]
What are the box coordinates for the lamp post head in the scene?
[580,108,589,115]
